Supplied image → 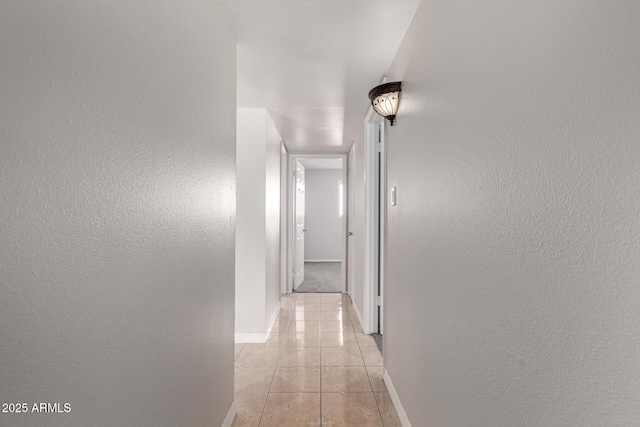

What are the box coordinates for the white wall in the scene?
[236,108,282,340]
[0,1,237,426]
[305,169,343,261]
[383,1,640,426]
[265,114,283,331]
[236,109,268,336]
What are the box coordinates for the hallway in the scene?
[233,293,398,426]
[3,1,640,426]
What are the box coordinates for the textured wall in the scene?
[0,1,236,426]
[305,169,343,261]
[384,1,640,426]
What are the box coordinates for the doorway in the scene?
[287,154,348,294]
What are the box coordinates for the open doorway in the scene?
[287,154,348,293]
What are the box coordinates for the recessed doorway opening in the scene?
[286,155,348,294]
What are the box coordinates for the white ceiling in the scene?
[298,158,343,170]
[220,0,421,154]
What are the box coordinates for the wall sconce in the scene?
[368,81,402,126]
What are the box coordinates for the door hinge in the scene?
[376,142,382,152]
[375,296,382,306]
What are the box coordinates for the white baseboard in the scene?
[265,302,281,339]
[234,333,266,343]
[235,302,281,344]
[221,400,237,427]
[304,259,342,263]
[351,301,366,334]
[383,369,412,427]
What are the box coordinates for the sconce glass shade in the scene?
[368,81,402,126]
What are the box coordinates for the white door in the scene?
[293,161,306,290]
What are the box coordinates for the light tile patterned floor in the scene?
[233,293,399,427]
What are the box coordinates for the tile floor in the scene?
[233,292,400,427]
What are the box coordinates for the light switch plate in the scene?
[391,187,397,206]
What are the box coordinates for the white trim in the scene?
[346,143,355,297]
[265,301,281,338]
[286,155,295,293]
[287,153,348,295]
[221,401,237,427]
[280,142,288,296]
[383,369,412,427]
[235,301,281,344]
[338,178,344,218]
[379,118,387,335]
[351,300,366,334]
[363,107,384,334]
[304,259,342,263]
[234,333,266,344]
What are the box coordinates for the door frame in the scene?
[347,144,355,299]
[286,153,348,294]
[363,107,386,334]
[280,142,289,295]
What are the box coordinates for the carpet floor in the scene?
[371,333,383,354]
[295,262,342,293]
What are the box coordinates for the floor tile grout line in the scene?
[256,328,282,426]
[320,324,323,427]
[356,288,385,425]
[361,335,386,426]
[259,393,319,427]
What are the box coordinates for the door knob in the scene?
[348,232,353,236]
